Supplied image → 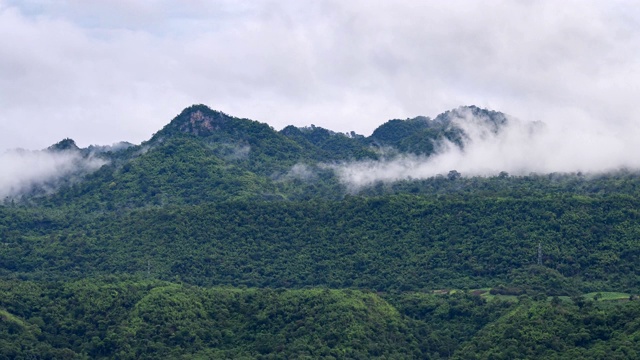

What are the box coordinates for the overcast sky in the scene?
[1,0,639,151]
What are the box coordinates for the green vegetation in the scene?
[2,278,639,359]
[4,195,640,293]
[582,292,632,301]
[3,104,640,358]
[0,278,508,359]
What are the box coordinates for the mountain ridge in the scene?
[49,104,508,161]
[12,104,514,206]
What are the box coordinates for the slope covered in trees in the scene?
[3,194,640,293]
[15,104,518,208]
[2,104,640,358]
[2,278,639,359]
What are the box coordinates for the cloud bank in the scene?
[332,109,640,189]
[0,149,106,199]
[1,1,639,153]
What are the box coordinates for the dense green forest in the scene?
[2,105,640,358]
[3,194,640,293]
[2,278,639,359]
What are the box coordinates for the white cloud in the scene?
[332,108,640,190]
[283,163,317,181]
[0,149,106,198]
[0,0,639,163]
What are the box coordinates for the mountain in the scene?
[47,138,80,152]
[4,104,640,358]
[369,105,510,155]
[40,105,314,207]
[28,104,518,208]
[280,124,377,161]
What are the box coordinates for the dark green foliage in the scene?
[25,104,628,213]
[30,104,524,209]
[454,299,640,359]
[151,105,309,173]
[47,136,274,208]
[5,104,640,358]
[4,194,640,293]
[387,291,514,358]
[48,138,80,152]
[280,124,377,161]
[371,116,442,155]
[369,105,509,155]
[39,105,370,208]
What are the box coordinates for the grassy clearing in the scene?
[583,292,632,301]
[481,293,520,302]
[431,289,635,303]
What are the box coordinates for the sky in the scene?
[1,0,640,152]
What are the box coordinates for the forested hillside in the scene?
[2,104,640,358]
[3,194,640,293]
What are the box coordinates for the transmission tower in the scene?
[537,243,542,266]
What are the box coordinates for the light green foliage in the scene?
[2,279,469,359]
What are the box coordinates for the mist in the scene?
[332,109,640,190]
[3,1,640,151]
[0,149,106,199]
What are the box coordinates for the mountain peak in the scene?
[48,138,79,152]
[173,104,233,137]
[149,104,238,141]
[434,105,509,127]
